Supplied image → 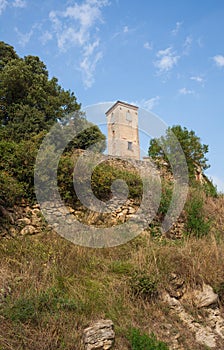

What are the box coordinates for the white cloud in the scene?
[0,0,7,14]
[0,0,27,14]
[132,96,160,111]
[141,96,160,110]
[144,41,152,50]
[183,35,192,55]
[123,25,129,33]
[213,55,224,68]
[49,0,109,88]
[12,0,26,8]
[15,26,34,46]
[171,21,182,35]
[80,50,102,88]
[179,87,194,95]
[154,47,180,73]
[112,24,135,39]
[40,31,53,45]
[197,37,203,48]
[190,76,205,85]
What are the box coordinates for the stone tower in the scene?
[106,101,140,160]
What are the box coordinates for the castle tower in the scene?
[106,101,140,160]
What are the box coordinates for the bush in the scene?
[2,287,79,323]
[0,171,24,207]
[158,180,173,218]
[58,156,143,207]
[130,271,158,300]
[185,190,211,238]
[128,328,169,350]
[91,160,143,201]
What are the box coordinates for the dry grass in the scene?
[1,190,224,349]
[0,216,224,350]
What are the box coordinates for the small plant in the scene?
[130,271,158,300]
[128,328,169,350]
[2,287,79,323]
[110,260,133,274]
[158,180,173,218]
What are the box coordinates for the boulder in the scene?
[20,225,37,235]
[194,284,218,308]
[83,319,115,350]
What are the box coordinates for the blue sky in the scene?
[1,0,224,191]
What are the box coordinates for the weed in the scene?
[130,271,158,300]
[2,287,79,323]
[128,328,169,349]
[110,260,133,275]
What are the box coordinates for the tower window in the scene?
[126,111,132,121]
[128,141,133,150]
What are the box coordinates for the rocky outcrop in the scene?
[83,319,115,350]
[194,283,218,308]
[163,281,224,349]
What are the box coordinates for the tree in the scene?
[0,41,18,70]
[148,125,209,178]
[0,42,106,207]
[0,46,81,141]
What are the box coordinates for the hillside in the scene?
[1,177,224,349]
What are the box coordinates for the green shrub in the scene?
[58,157,143,207]
[91,160,143,201]
[202,179,218,197]
[185,190,211,238]
[158,180,173,218]
[130,272,158,300]
[0,171,24,207]
[2,288,79,323]
[128,328,169,350]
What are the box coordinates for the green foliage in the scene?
[58,157,143,208]
[128,328,169,350]
[202,179,218,198]
[57,154,78,205]
[158,180,173,218]
[0,44,81,141]
[66,124,106,153]
[0,42,106,207]
[0,171,24,206]
[148,125,209,179]
[2,287,79,323]
[185,190,211,237]
[91,160,143,201]
[130,271,158,300]
[0,134,44,203]
[110,260,133,274]
[0,41,18,70]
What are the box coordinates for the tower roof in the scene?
[105,100,138,116]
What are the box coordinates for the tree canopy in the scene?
[0,41,106,207]
[0,42,81,141]
[148,125,209,178]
